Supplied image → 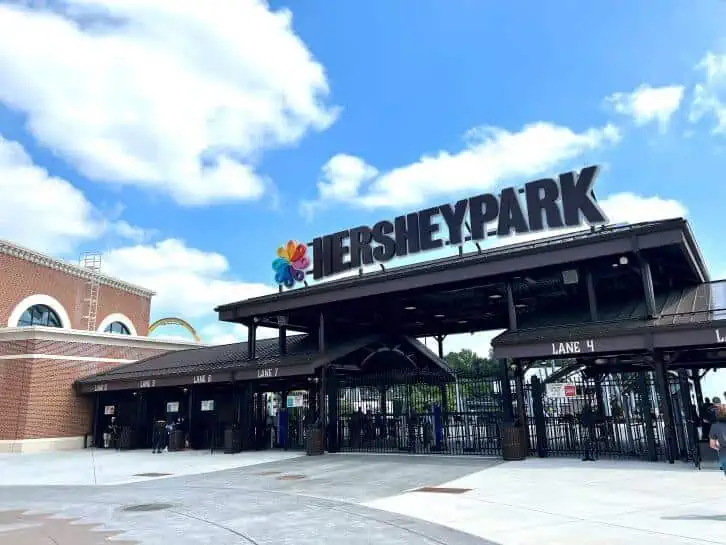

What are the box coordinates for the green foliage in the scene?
[444,348,499,377]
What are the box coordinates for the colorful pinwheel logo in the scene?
[273,240,311,288]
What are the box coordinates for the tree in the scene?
[445,348,499,377]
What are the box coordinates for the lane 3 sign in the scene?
[551,339,596,356]
[310,165,607,280]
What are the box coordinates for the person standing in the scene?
[709,403,726,474]
[701,397,714,441]
[580,403,597,462]
[152,419,165,454]
[109,417,120,451]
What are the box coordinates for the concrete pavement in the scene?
[0,450,499,545]
[1,450,724,544]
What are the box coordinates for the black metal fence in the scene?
[326,368,697,463]
[335,371,504,455]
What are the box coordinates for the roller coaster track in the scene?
[148,317,201,342]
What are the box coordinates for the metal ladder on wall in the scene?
[80,252,102,332]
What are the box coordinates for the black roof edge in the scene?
[74,334,310,385]
[681,221,709,282]
[215,218,693,315]
[403,335,454,374]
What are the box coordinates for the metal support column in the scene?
[318,311,326,451]
[436,334,445,359]
[654,358,676,463]
[639,259,658,319]
[586,270,598,322]
[505,281,518,331]
[637,371,657,461]
[278,316,287,356]
[594,374,606,423]
[91,393,99,449]
[691,370,704,408]
[326,369,339,452]
[247,321,257,360]
[530,376,548,457]
[500,359,515,423]
[513,361,528,451]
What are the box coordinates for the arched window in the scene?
[104,321,131,335]
[18,304,62,328]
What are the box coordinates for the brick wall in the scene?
[0,339,176,441]
[0,252,151,334]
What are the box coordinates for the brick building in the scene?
[0,239,199,453]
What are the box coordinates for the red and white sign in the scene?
[546,383,577,398]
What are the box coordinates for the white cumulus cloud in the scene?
[606,84,685,132]
[690,52,726,134]
[302,122,620,213]
[100,238,276,325]
[0,135,147,254]
[0,0,338,206]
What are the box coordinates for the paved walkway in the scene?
[1,451,724,544]
[367,457,726,544]
[0,449,303,486]
[0,451,498,544]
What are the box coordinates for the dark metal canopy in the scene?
[216,219,707,338]
[492,280,726,369]
[75,334,452,394]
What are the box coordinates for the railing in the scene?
[327,368,695,463]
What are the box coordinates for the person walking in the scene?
[709,403,726,474]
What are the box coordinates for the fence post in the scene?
[327,369,339,453]
[678,369,697,463]
[637,372,658,461]
[654,359,677,464]
[530,376,548,457]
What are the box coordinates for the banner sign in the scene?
[274,165,607,286]
[546,383,577,398]
[286,394,305,408]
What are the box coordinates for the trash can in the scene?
[305,428,324,456]
[169,429,185,452]
[224,427,241,454]
[119,426,133,450]
[501,424,527,461]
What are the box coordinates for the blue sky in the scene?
[2,1,726,392]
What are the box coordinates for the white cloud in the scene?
[112,220,156,244]
[0,0,338,206]
[0,135,105,254]
[690,52,726,133]
[302,122,620,213]
[199,321,279,345]
[100,238,276,323]
[606,84,685,131]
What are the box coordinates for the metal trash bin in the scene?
[169,429,185,452]
[119,426,133,450]
[224,427,241,454]
[305,428,324,456]
[501,424,527,461]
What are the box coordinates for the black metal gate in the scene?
[282,390,310,450]
[334,370,504,456]
[526,371,698,462]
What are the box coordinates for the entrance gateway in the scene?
[78,166,724,464]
